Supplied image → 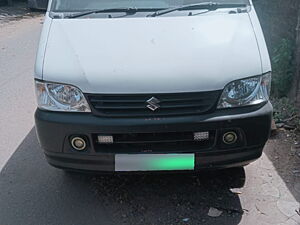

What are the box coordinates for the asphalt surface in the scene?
[0,16,300,225]
[0,16,39,170]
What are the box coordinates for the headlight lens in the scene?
[35,80,91,112]
[217,73,271,109]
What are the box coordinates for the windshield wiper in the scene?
[65,7,140,18]
[147,2,247,17]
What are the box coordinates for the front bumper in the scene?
[35,102,273,172]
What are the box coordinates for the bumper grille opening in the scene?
[87,91,221,117]
[93,131,216,153]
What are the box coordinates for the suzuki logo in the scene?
[146,97,160,111]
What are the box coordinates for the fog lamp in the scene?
[71,137,87,151]
[223,132,238,145]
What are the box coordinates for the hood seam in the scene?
[42,17,53,80]
[247,12,263,75]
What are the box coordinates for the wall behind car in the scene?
[254,0,299,50]
[254,0,300,101]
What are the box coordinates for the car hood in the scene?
[43,13,262,94]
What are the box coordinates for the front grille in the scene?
[87,91,221,117]
[93,131,216,153]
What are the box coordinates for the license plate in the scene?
[115,154,195,171]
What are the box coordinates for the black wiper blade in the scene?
[65,7,139,18]
[147,2,247,17]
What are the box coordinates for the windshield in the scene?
[51,0,250,12]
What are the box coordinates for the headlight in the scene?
[35,80,91,112]
[217,73,271,109]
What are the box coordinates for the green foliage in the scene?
[271,39,295,98]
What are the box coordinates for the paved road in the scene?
[0,17,300,225]
[0,17,39,170]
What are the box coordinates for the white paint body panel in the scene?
[36,6,271,94]
[247,6,271,73]
[34,12,52,79]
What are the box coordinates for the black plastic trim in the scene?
[35,102,272,171]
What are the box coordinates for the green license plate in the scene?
[115,154,195,171]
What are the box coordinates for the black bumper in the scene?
[35,102,273,172]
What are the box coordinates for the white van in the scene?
[34,0,272,172]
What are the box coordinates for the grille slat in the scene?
[87,91,221,117]
[90,99,145,103]
[113,139,196,144]
[93,103,211,110]
[91,97,210,103]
